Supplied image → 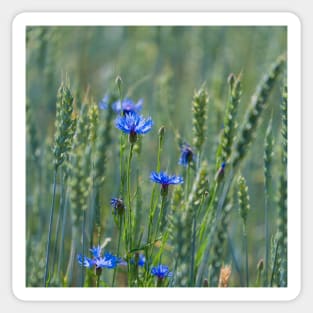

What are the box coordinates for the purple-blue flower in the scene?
[110,197,125,216]
[99,94,110,110]
[179,143,194,167]
[150,171,184,196]
[130,253,146,267]
[150,171,184,186]
[151,264,172,279]
[115,112,153,143]
[112,98,143,114]
[77,245,118,269]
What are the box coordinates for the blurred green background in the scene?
[26,26,287,286]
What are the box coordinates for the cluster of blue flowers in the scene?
[93,94,199,284]
[78,245,171,280]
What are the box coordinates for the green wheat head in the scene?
[232,55,286,168]
[192,86,209,153]
[218,73,241,167]
[238,175,250,226]
[53,81,75,169]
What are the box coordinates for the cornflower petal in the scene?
[89,245,102,259]
[77,254,95,269]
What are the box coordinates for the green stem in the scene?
[119,134,125,195]
[65,228,77,286]
[195,169,234,286]
[198,181,219,245]
[227,230,244,286]
[155,194,166,239]
[57,190,69,283]
[243,223,249,287]
[112,215,123,287]
[52,169,66,284]
[118,84,125,196]
[146,131,164,275]
[127,144,134,251]
[147,187,156,248]
[185,164,191,203]
[44,168,58,287]
[264,187,270,286]
[189,208,197,286]
[81,209,86,287]
[270,238,280,287]
[96,274,101,287]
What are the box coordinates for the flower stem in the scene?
[185,164,191,203]
[264,190,270,286]
[155,194,166,240]
[52,169,66,284]
[96,274,101,287]
[189,211,197,286]
[119,134,125,196]
[127,144,134,251]
[147,130,163,248]
[112,215,123,287]
[81,209,86,287]
[44,168,58,287]
[243,223,249,287]
[270,237,280,287]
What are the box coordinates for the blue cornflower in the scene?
[77,245,118,270]
[99,94,110,110]
[130,253,146,267]
[110,197,125,216]
[112,98,143,114]
[115,112,153,143]
[150,171,184,196]
[179,143,194,167]
[151,264,173,280]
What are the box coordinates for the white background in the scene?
[2,0,310,312]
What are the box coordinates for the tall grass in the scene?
[26,26,287,287]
